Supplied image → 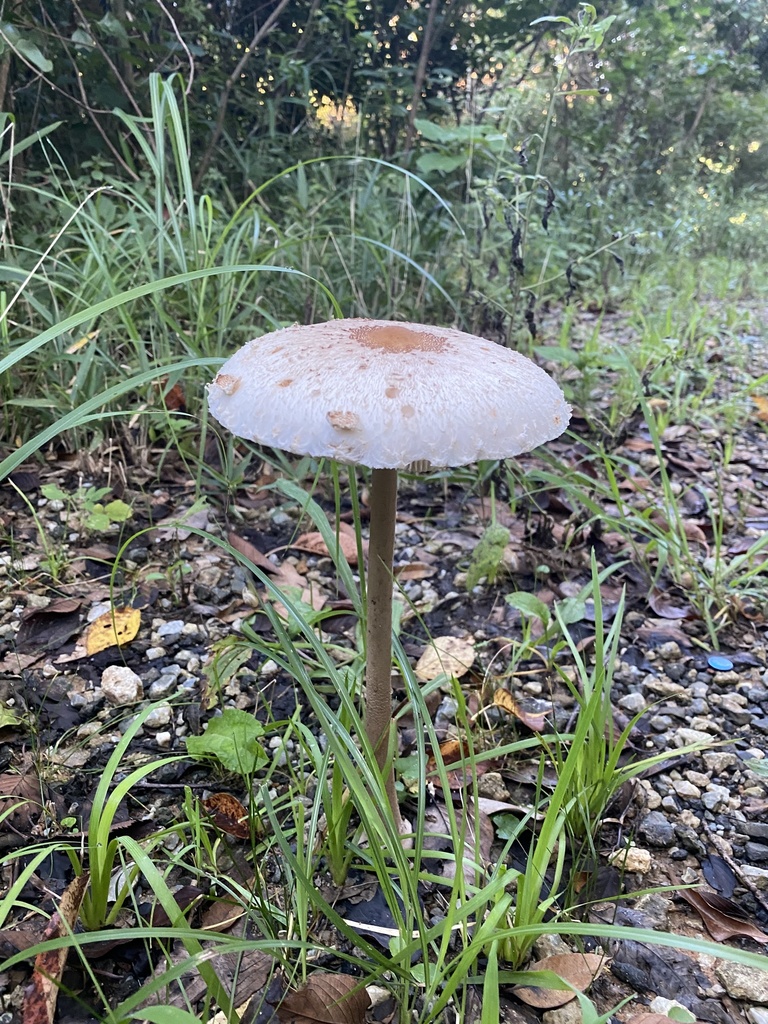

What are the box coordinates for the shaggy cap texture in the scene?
[207,319,571,469]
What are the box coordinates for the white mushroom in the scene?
[208,318,571,833]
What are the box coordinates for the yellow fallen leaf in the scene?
[85,607,141,655]
[752,395,768,423]
[415,636,475,681]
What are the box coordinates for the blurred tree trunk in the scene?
[403,0,439,156]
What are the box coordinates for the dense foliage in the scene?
[2,1,768,451]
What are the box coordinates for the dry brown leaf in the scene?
[200,895,247,932]
[395,561,437,580]
[228,530,326,615]
[229,531,308,591]
[84,607,141,654]
[679,888,768,943]
[23,873,89,1024]
[0,767,46,834]
[415,636,475,681]
[647,586,691,620]
[752,395,768,423]
[277,972,370,1024]
[493,689,551,732]
[439,801,494,886]
[513,952,606,1009]
[661,424,692,442]
[0,923,46,954]
[202,793,250,839]
[291,526,360,566]
[427,739,489,790]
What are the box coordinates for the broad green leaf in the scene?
[104,499,133,523]
[131,1008,202,1024]
[16,38,53,74]
[186,708,267,775]
[97,12,129,44]
[555,596,587,625]
[41,483,67,501]
[86,509,111,532]
[416,152,467,174]
[505,592,551,627]
[72,29,95,47]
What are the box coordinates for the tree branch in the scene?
[403,0,439,156]
[193,0,293,189]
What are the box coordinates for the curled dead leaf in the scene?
[202,793,250,839]
[23,874,89,1024]
[513,952,606,1009]
[395,561,437,581]
[277,972,370,1024]
[0,768,46,834]
[679,887,768,943]
[647,586,691,620]
[493,689,551,732]
[426,739,488,790]
[291,526,360,566]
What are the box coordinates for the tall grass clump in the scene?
[1,74,464,481]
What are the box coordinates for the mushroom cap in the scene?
[207,319,570,469]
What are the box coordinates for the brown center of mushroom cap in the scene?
[351,323,446,353]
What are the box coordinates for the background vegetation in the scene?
[2,1,767,446]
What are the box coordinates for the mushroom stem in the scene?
[364,466,403,831]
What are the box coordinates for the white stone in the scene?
[608,846,652,874]
[673,727,712,748]
[155,730,172,749]
[143,703,173,729]
[716,961,768,1002]
[672,779,701,799]
[156,619,185,638]
[741,865,768,889]
[100,665,143,705]
[650,996,693,1017]
[543,1002,582,1024]
[618,692,646,714]
[703,751,737,772]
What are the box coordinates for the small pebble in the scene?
[143,703,173,729]
[674,727,713,747]
[701,784,730,811]
[146,646,167,660]
[703,751,737,772]
[638,810,676,847]
[716,961,768,1002]
[155,730,173,749]
[618,692,646,714]
[149,676,179,700]
[100,665,143,705]
[608,846,652,873]
[156,619,185,639]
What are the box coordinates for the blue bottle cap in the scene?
[707,654,734,672]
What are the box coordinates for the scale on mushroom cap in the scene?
[208,318,571,834]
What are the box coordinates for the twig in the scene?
[193,0,293,189]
